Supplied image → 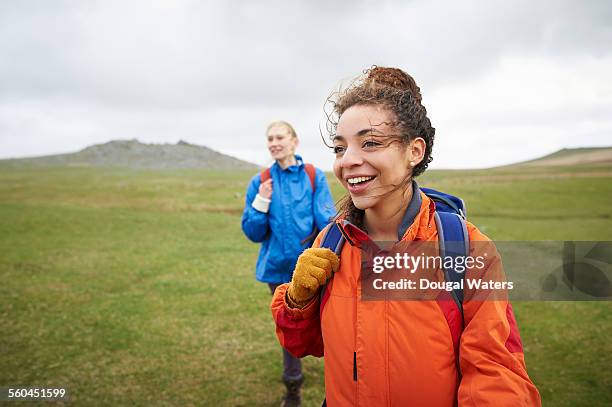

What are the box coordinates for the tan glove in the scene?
[287,248,340,308]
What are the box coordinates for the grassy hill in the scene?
[0,161,610,405]
[510,146,612,167]
[0,139,260,171]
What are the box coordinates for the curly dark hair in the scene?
[325,66,436,228]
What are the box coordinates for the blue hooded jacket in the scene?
[242,155,336,283]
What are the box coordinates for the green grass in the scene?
[0,164,611,406]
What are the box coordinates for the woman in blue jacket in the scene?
[242,120,335,407]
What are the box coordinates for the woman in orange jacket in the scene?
[271,66,541,406]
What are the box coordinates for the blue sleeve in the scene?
[241,174,270,243]
[313,168,336,231]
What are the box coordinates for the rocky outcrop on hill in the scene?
[1,139,260,170]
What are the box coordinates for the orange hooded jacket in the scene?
[271,190,541,406]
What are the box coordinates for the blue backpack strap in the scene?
[317,222,345,307]
[319,222,345,255]
[421,187,467,219]
[434,211,469,326]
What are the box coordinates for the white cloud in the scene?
[428,54,612,168]
[0,0,610,170]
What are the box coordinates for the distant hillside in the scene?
[0,139,260,170]
[511,147,612,167]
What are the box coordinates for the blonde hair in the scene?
[266,121,297,138]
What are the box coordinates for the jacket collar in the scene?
[337,180,435,246]
[272,154,304,173]
[397,180,422,240]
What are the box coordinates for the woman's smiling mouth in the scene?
[346,175,376,193]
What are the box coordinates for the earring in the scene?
[410,161,415,166]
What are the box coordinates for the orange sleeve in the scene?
[270,284,324,357]
[269,228,330,358]
[458,222,541,406]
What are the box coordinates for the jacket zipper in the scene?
[354,264,359,405]
[353,351,358,381]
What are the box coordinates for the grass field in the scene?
[1,163,611,406]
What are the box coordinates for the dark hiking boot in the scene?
[280,375,303,407]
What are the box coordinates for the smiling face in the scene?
[267,124,298,161]
[333,104,422,211]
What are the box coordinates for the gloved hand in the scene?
[287,248,340,308]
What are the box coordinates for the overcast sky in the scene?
[1,0,610,170]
